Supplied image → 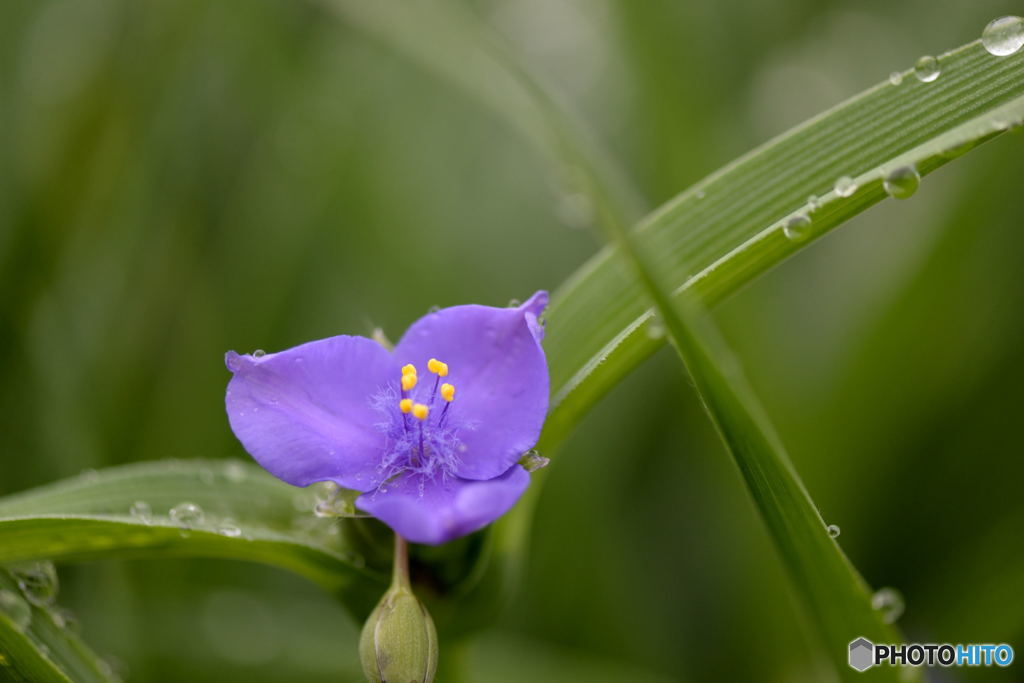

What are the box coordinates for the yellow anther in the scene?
[399,398,413,414]
[440,383,455,402]
[427,358,449,377]
[401,373,417,391]
[401,364,417,376]
[412,403,429,420]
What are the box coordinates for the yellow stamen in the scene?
[401,363,417,376]
[440,383,455,402]
[427,358,449,377]
[399,398,413,414]
[401,373,417,391]
[412,403,429,420]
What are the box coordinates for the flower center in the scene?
[372,358,467,483]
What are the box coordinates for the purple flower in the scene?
[224,292,549,545]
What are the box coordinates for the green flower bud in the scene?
[359,583,438,683]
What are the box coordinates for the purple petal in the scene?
[357,465,530,545]
[225,336,396,492]
[393,291,548,481]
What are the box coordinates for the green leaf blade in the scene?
[667,315,906,680]
[543,43,1024,446]
[592,150,913,680]
[0,569,113,683]
[0,462,387,618]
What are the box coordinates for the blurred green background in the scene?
[2,0,1022,681]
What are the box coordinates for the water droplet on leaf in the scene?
[217,521,242,538]
[889,71,903,86]
[827,524,841,538]
[51,607,80,633]
[913,56,940,82]
[834,176,858,197]
[97,657,125,682]
[883,166,920,199]
[982,16,1024,56]
[992,116,1023,133]
[646,317,665,339]
[224,461,247,483]
[783,214,812,242]
[308,481,357,518]
[806,194,819,211]
[12,562,59,607]
[311,481,339,498]
[129,501,152,524]
[314,499,356,517]
[169,502,205,528]
[519,450,550,473]
[0,590,31,631]
[872,587,905,624]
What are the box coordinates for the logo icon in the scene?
[849,637,875,672]
[848,637,1013,671]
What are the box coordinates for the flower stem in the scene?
[391,532,410,590]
